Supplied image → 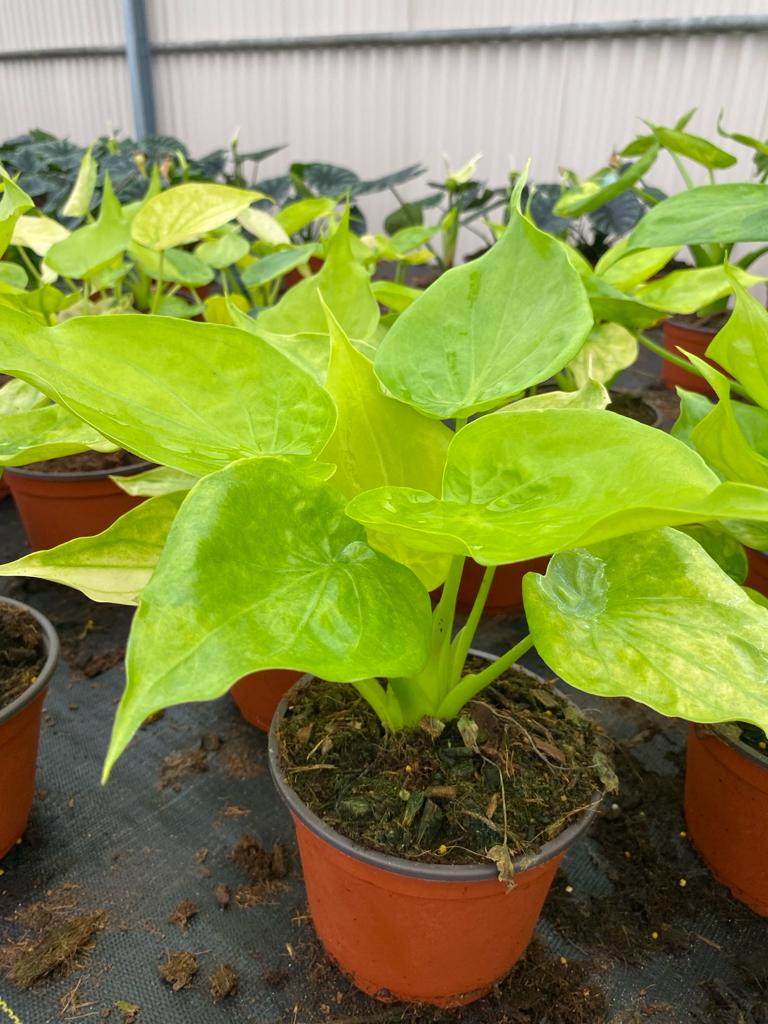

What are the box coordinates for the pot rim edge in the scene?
[0,596,59,725]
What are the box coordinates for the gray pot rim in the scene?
[694,722,768,772]
[4,458,153,483]
[0,596,59,725]
[268,649,605,883]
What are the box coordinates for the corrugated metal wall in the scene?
[1,1,767,231]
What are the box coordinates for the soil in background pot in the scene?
[607,392,660,426]
[0,603,45,712]
[21,450,144,474]
[279,658,609,866]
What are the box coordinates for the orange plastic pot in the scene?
[283,256,324,291]
[269,669,602,1006]
[685,724,768,916]
[231,669,304,731]
[746,547,768,597]
[0,597,59,859]
[456,557,550,616]
[661,320,723,395]
[5,461,150,550]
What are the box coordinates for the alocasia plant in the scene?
[2,175,768,786]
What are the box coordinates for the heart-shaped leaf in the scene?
[373,193,592,419]
[131,183,261,251]
[629,184,768,248]
[633,265,763,315]
[347,409,768,564]
[0,492,182,603]
[105,458,431,776]
[524,528,768,732]
[707,275,768,408]
[0,310,336,475]
[46,175,129,279]
[567,323,638,387]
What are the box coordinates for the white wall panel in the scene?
[0,0,766,238]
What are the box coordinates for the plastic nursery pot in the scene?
[283,256,324,291]
[685,724,768,916]
[661,319,724,395]
[269,663,603,1007]
[231,669,304,732]
[0,596,59,859]
[745,547,768,598]
[456,557,550,616]
[4,460,151,551]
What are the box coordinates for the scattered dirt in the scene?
[79,646,125,678]
[159,748,208,790]
[235,882,288,906]
[221,738,263,779]
[4,911,104,989]
[21,449,145,474]
[232,835,290,881]
[263,966,290,989]
[159,951,198,992]
[0,601,45,712]
[168,900,198,931]
[279,662,609,865]
[214,883,231,909]
[545,733,760,964]
[281,931,609,1024]
[208,962,238,1002]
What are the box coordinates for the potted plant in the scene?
[0,594,59,858]
[665,274,768,914]
[3,178,768,1002]
[558,111,768,394]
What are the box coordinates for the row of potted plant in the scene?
[1,161,768,1005]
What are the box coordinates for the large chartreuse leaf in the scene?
[46,175,129,279]
[105,457,431,776]
[503,379,609,412]
[0,176,34,258]
[583,275,663,330]
[0,403,116,467]
[0,492,182,603]
[373,196,593,419]
[567,323,638,387]
[194,229,250,270]
[633,265,763,315]
[347,409,768,564]
[320,304,451,588]
[61,147,98,218]
[257,210,379,344]
[524,528,768,732]
[677,523,748,583]
[131,183,260,251]
[238,207,291,245]
[0,310,336,475]
[629,184,768,248]
[227,302,330,383]
[687,356,768,486]
[707,277,768,407]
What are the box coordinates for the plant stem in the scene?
[668,151,695,191]
[17,246,42,283]
[450,564,496,684]
[436,634,535,720]
[638,332,751,400]
[150,251,165,314]
[350,678,399,732]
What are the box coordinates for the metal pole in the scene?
[121,0,156,137]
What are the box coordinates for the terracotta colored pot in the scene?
[283,256,324,290]
[0,596,59,859]
[456,557,550,616]
[5,461,150,551]
[685,724,768,916]
[745,548,768,597]
[661,320,723,395]
[231,669,304,731]
[269,664,602,1006]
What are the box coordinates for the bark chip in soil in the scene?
[159,951,198,991]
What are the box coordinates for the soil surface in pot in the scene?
[20,449,144,474]
[668,312,729,332]
[607,392,659,426]
[0,603,45,712]
[279,659,609,865]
